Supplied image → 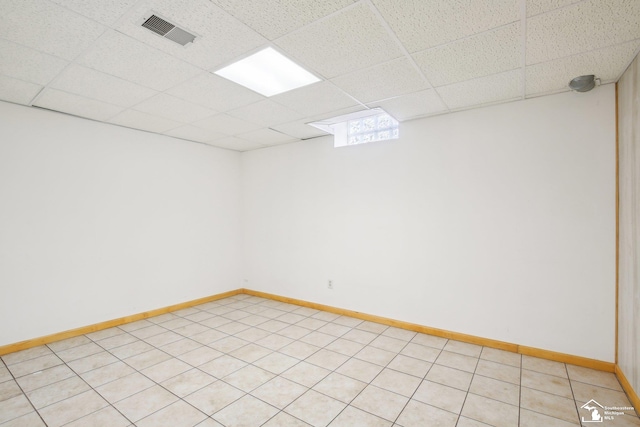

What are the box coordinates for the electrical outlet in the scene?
[328,280,333,289]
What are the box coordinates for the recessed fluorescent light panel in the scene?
[214,47,320,97]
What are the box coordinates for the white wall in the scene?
[618,53,640,395]
[242,86,616,362]
[0,101,242,346]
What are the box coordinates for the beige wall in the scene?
[618,52,640,396]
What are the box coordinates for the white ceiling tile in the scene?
[167,73,264,112]
[527,0,640,65]
[205,136,266,151]
[34,88,123,121]
[163,125,226,143]
[271,121,330,139]
[49,0,137,25]
[330,57,428,104]
[0,39,68,85]
[371,0,519,53]
[412,23,521,87]
[133,93,217,123]
[305,105,370,122]
[275,2,403,78]
[50,64,157,107]
[526,40,640,96]
[77,31,202,91]
[271,81,359,117]
[368,90,448,121]
[228,100,304,127]
[436,69,523,110]
[237,128,298,145]
[0,0,106,60]
[0,74,42,105]
[526,0,582,17]
[209,0,357,40]
[192,113,262,135]
[116,0,266,70]
[108,109,182,133]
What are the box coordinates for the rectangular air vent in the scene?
[141,13,197,46]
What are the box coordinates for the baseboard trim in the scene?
[0,289,242,356]
[616,365,640,414]
[241,288,616,373]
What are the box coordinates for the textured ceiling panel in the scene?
[209,0,356,40]
[0,39,68,85]
[34,88,123,121]
[49,0,137,25]
[0,74,42,105]
[228,100,304,127]
[163,125,226,143]
[206,136,266,151]
[371,0,519,53]
[526,0,582,16]
[237,128,299,145]
[167,73,264,112]
[192,113,262,135]
[526,41,640,96]
[275,2,403,79]
[368,90,448,121]
[133,93,216,123]
[77,31,202,91]
[0,0,106,61]
[271,121,330,139]
[50,64,157,107]
[108,109,182,133]
[436,69,523,110]
[116,0,266,70]
[331,57,428,104]
[527,0,640,65]
[413,23,521,87]
[271,81,359,117]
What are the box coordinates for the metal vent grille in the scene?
[141,14,196,46]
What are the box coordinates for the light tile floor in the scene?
[1,294,638,427]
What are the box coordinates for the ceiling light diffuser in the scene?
[214,47,320,97]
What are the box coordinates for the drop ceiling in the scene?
[1,0,639,151]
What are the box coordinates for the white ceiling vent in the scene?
[140,12,197,46]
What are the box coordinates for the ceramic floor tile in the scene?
[0,395,33,424]
[256,334,295,351]
[178,346,223,367]
[461,393,519,427]
[425,364,473,391]
[566,365,623,391]
[190,329,229,345]
[26,376,90,409]
[47,336,92,353]
[279,341,320,360]
[313,372,367,403]
[15,365,75,392]
[208,336,249,353]
[144,331,183,348]
[520,408,580,427]
[521,387,578,423]
[356,321,388,334]
[184,380,245,415]
[2,347,52,366]
[223,365,275,392]
[328,405,391,427]
[281,361,331,388]
[325,338,364,357]
[123,348,172,370]
[109,341,154,359]
[371,368,421,397]
[277,325,313,340]
[129,325,167,340]
[7,354,63,378]
[251,376,308,409]
[256,320,290,333]
[0,411,47,427]
[396,399,459,427]
[370,336,407,353]
[67,351,119,374]
[400,343,441,362]
[469,374,519,406]
[39,390,108,427]
[435,350,478,373]
[354,346,396,366]
[572,381,635,411]
[0,380,22,402]
[381,327,417,342]
[521,355,567,378]
[229,343,272,363]
[456,415,494,426]
[80,361,135,388]
[56,342,104,363]
[95,372,155,403]
[160,318,193,330]
[479,347,521,367]
[475,359,520,385]
[161,368,216,397]
[213,394,278,427]
[410,334,448,349]
[136,400,207,427]
[262,411,312,426]
[97,333,138,350]
[235,327,271,342]
[253,352,298,374]
[113,385,177,422]
[141,358,192,383]
[175,323,211,337]
[316,323,352,338]
[117,319,154,333]
[522,368,573,398]
[299,331,337,347]
[63,405,131,427]
[342,329,377,345]
[0,366,11,383]
[160,338,203,357]
[148,313,180,324]
[237,314,270,327]
[199,317,232,330]
[351,385,409,422]
[285,390,347,427]
[305,349,349,371]
[387,354,432,378]
[199,355,247,378]
[216,322,251,335]
[336,358,384,383]
[412,380,467,413]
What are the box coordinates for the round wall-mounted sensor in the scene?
[569,75,596,92]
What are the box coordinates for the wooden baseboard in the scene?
[0,289,242,356]
[616,365,640,414]
[240,288,616,373]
